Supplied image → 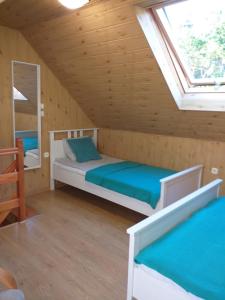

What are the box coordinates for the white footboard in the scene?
[160,165,203,208]
[127,179,222,300]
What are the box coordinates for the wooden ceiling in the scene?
[1,0,225,140]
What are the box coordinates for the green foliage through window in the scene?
[156,0,225,86]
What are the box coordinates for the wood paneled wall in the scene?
[99,128,225,194]
[0,1,225,140]
[17,0,225,141]
[0,25,93,196]
[15,112,37,131]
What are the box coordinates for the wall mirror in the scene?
[12,61,41,170]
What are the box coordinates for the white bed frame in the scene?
[49,128,203,216]
[127,179,223,300]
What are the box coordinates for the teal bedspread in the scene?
[135,196,225,300]
[85,161,176,208]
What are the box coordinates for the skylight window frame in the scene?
[135,0,225,111]
[151,0,225,90]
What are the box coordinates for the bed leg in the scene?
[127,235,135,300]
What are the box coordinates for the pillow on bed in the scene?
[63,139,76,161]
[66,136,101,163]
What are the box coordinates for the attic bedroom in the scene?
[0,0,225,299]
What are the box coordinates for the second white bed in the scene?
[127,179,223,300]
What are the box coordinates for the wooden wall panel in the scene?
[1,0,225,140]
[0,25,94,196]
[99,128,225,194]
[15,112,37,131]
[17,0,225,141]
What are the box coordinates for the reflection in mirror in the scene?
[12,61,41,170]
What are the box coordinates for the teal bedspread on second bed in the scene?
[135,196,225,300]
[85,161,176,208]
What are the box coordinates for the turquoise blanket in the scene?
[23,137,38,152]
[135,196,225,300]
[85,161,175,208]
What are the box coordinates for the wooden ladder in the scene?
[0,138,26,225]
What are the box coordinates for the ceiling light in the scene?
[58,0,89,9]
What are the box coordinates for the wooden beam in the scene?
[0,147,18,154]
[2,161,16,174]
[0,211,10,225]
[0,198,19,212]
[16,138,26,221]
[0,172,18,185]
[0,150,19,156]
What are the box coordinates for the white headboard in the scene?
[49,128,98,159]
[49,128,99,189]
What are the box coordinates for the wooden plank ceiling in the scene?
[1,0,225,140]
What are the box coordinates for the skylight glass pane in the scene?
[13,87,28,101]
[156,0,225,86]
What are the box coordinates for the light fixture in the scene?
[58,0,89,9]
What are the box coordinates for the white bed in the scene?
[49,128,203,216]
[127,179,223,300]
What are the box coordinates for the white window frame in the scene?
[135,0,225,111]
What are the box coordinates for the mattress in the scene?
[54,154,122,176]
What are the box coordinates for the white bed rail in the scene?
[161,164,203,208]
[49,128,99,190]
[126,179,223,300]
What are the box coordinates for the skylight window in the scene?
[136,0,225,111]
[153,0,225,93]
[13,87,28,101]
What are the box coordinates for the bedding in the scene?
[66,136,101,162]
[86,161,176,208]
[24,149,40,168]
[135,196,225,300]
[22,136,38,152]
[15,131,38,152]
[63,139,76,161]
[54,155,122,176]
[26,149,39,158]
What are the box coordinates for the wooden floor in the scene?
[0,187,144,300]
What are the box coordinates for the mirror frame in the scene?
[11,60,41,171]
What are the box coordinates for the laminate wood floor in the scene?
[0,187,144,300]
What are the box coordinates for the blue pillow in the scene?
[66,137,101,163]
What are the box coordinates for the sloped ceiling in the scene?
[1,0,225,140]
